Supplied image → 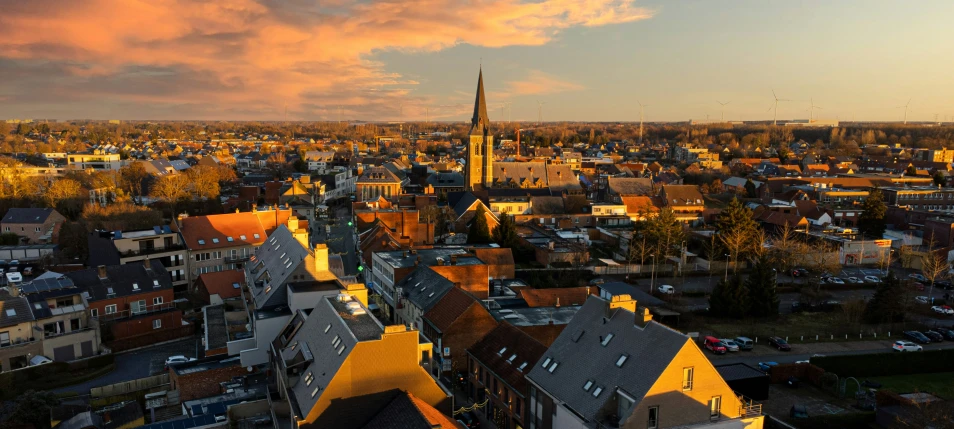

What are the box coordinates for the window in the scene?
[105,304,117,314]
[90,308,98,318]
[154,280,160,288]
[601,333,614,346]
[592,386,603,397]
[324,323,332,334]
[0,331,9,347]
[616,354,628,367]
[709,396,721,419]
[337,345,346,355]
[153,319,162,329]
[131,300,146,314]
[254,234,260,239]
[153,297,163,305]
[212,238,219,243]
[648,406,659,429]
[311,387,320,398]
[683,367,694,391]
[198,239,205,245]
[332,335,341,348]
[4,309,15,317]
[541,357,551,368]
[617,392,635,421]
[132,282,139,290]
[240,235,247,240]
[547,361,559,373]
[507,354,517,363]
[583,380,593,391]
[498,346,507,355]
[517,362,528,372]
[107,287,115,295]
[305,372,314,386]
[227,236,234,242]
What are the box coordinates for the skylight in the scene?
[541,357,552,368]
[212,238,219,243]
[311,387,320,398]
[280,252,286,259]
[132,283,139,290]
[601,333,614,346]
[324,323,332,334]
[198,239,205,245]
[240,235,247,240]
[332,335,341,348]
[107,287,115,295]
[227,236,234,242]
[34,303,42,309]
[154,280,160,288]
[337,345,346,355]
[507,354,517,363]
[616,354,629,367]
[592,386,603,397]
[583,380,593,391]
[548,362,559,373]
[517,362,528,372]
[254,234,260,239]
[6,309,16,316]
[498,347,507,355]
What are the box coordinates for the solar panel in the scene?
[162,225,172,233]
[191,404,204,416]
[154,226,162,234]
[114,231,122,239]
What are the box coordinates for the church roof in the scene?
[470,69,490,136]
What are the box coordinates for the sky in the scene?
[1,0,952,122]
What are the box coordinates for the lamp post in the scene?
[724,254,730,282]
[649,255,657,294]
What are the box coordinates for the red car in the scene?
[704,336,727,354]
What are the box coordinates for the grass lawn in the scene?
[691,312,854,342]
[845,372,954,400]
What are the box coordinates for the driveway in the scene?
[55,337,200,395]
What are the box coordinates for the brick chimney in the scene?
[143,257,152,271]
[607,294,636,314]
[97,265,108,280]
[401,209,409,238]
[314,243,329,273]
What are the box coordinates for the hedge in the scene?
[0,354,116,399]
[790,412,875,429]
[811,348,954,377]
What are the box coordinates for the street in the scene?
[708,338,954,368]
[311,204,358,276]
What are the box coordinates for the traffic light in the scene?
[348,221,353,227]
[357,263,363,272]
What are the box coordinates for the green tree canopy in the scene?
[745,256,780,318]
[491,213,520,249]
[715,198,760,268]
[863,271,906,324]
[708,274,749,319]
[467,204,492,244]
[9,390,60,429]
[858,188,887,238]
[744,179,758,198]
[933,171,946,187]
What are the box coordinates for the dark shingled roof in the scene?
[64,260,172,301]
[363,391,463,429]
[467,322,547,395]
[0,291,34,328]
[527,296,689,421]
[716,363,769,382]
[423,287,479,333]
[2,207,57,224]
[400,266,456,314]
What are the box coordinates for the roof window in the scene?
[583,380,593,391]
[227,236,234,242]
[332,335,341,348]
[324,323,332,333]
[507,354,517,363]
[541,357,552,368]
[6,309,16,316]
[548,361,559,373]
[592,386,603,397]
[498,347,507,355]
[132,283,139,290]
[305,372,314,386]
[198,239,205,245]
[311,387,320,398]
[154,280,160,288]
[517,362,528,372]
[107,287,115,295]
[337,344,346,355]
[212,238,219,243]
[616,354,629,367]
[34,303,42,310]
[253,234,260,239]
[240,235,247,240]
[601,333,614,346]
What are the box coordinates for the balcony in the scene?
[97,302,178,322]
[121,244,186,258]
[226,254,251,263]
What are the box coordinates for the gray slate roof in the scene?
[2,207,57,224]
[0,291,34,328]
[249,225,312,309]
[64,260,172,301]
[399,266,456,313]
[426,172,464,188]
[526,296,688,423]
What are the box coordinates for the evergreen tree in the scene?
[745,256,779,317]
[715,198,760,266]
[708,274,748,319]
[858,188,887,238]
[863,271,906,324]
[491,213,520,249]
[744,179,758,198]
[467,204,492,244]
[933,170,946,187]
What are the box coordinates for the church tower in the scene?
[465,68,494,191]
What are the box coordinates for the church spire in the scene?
[470,68,490,135]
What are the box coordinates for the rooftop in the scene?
[204,305,229,351]
[329,296,382,341]
[490,305,581,327]
[374,248,471,269]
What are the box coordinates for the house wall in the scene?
[429,264,490,299]
[1,211,66,244]
[170,364,252,402]
[240,314,290,367]
[624,341,745,429]
[431,305,497,375]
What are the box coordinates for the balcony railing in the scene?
[225,254,251,263]
[121,244,186,257]
[96,302,177,322]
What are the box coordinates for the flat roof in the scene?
[204,305,229,351]
[375,248,471,269]
[328,297,382,341]
[490,306,580,327]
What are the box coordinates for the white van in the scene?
[5,272,23,285]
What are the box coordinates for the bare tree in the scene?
[920,236,950,302]
[151,174,189,217]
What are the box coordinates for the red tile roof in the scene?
[197,270,245,301]
[423,287,478,333]
[467,322,548,394]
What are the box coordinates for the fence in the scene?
[91,373,170,398]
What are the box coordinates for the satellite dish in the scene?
[247,366,253,372]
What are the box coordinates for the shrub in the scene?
[812,348,954,377]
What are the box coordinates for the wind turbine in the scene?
[896,98,911,124]
[809,98,823,123]
[537,100,546,125]
[717,101,730,122]
[505,102,513,123]
[637,100,649,144]
[771,89,791,126]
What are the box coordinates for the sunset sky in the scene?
[1,0,952,122]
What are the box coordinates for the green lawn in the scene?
[845,372,954,400]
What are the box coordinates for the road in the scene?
[311,204,357,276]
[54,337,199,395]
[708,339,954,368]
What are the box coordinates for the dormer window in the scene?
[154,280,160,288]
[227,237,234,242]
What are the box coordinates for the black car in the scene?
[456,412,477,428]
[791,268,809,277]
[935,280,953,290]
[768,336,792,351]
[923,330,945,342]
[929,328,954,341]
[903,330,932,344]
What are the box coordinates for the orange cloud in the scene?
[506,70,585,96]
[0,0,653,119]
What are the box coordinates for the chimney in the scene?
[314,243,329,273]
[143,257,152,271]
[177,213,188,223]
[7,285,19,297]
[607,294,636,315]
[287,215,299,232]
[97,265,107,280]
[641,307,653,324]
[437,257,444,266]
[450,255,458,265]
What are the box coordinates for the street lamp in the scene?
[724,254,730,282]
[649,255,657,294]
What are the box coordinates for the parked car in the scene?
[768,336,791,351]
[720,339,740,352]
[29,355,53,366]
[657,285,675,294]
[915,296,930,304]
[588,278,605,286]
[790,405,810,419]
[910,282,926,291]
[929,328,954,340]
[164,355,196,369]
[924,330,945,342]
[826,277,845,285]
[21,266,33,276]
[909,273,928,282]
[734,336,754,350]
[846,277,863,284]
[893,341,923,352]
[758,361,778,372]
[931,305,954,315]
[703,336,727,354]
[863,275,882,283]
[456,411,477,428]
[935,280,953,290]
[903,331,932,344]
[791,268,809,277]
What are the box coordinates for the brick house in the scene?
[1,208,66,244]
[169,357,255,402]
[421,287,497,376]
[65,260,186,349]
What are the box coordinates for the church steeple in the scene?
[470,68,490,136]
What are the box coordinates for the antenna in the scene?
[895,98,911,124]
[771,89,791,126]
[809,98,823,123]
[637,100,649,144]
[717,101,730,122]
